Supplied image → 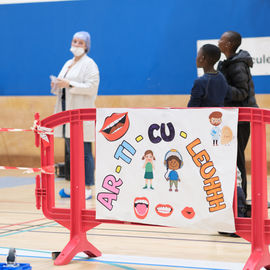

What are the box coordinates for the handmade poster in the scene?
[96,108,238,232]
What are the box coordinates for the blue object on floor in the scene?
[59,188,70,198]
[85,194,92,200]
[0,263,32,269]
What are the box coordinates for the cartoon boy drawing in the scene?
[142,150,155,190]
[209,111,222,146]
[164,149,183,192]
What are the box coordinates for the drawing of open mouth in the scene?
[155,204,173,217]
[134,197,149,219]
[181,207,195,219]
[100,112,129,141]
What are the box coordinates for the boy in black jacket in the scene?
[218,31,258,198]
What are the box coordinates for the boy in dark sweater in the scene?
[188,44,229,107]
[188,44,248,224]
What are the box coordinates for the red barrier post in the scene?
[53,111,101,265]
[35,175,41,210]
[241,109,270,270]
[34,113,40,147]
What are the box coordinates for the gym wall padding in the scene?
[0,94,270,169]
[0,0,269,96]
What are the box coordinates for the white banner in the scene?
[197,36,270,76]
[96,108,238,232]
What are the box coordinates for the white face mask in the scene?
[70,46,85,57]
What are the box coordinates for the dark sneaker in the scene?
[218,231,240,238]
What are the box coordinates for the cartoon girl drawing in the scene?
[142,150,155,190]
[164,149,183,192]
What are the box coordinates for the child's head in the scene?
[142,150,155,161]
[218,31,242,54]
[196,44,221,68]
[209,111,222,126]
[164,149,183,170]
[166,156,181,170]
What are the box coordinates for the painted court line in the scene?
[0,222,57,237]
[0,221,55,237]
[0,247,245,269]
[93,254,245,270]
[0,217,46,229]
[11,223,247,245]
[0,176,35,188]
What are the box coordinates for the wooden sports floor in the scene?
[0,171,263,270]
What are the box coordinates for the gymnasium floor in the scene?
[0,171,258,269]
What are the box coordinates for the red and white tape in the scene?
[0,128,32,132]
[31,120,54,135]
[0,120,54,145]
[0,121,55,174]
[0,165,54,174]
[0,121,53,135]
[31,120,54,145]
[0,120,53,135]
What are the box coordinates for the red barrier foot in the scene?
[54,234,101,265]
[243,250,270,270]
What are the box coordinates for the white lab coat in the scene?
[52,54,99,142]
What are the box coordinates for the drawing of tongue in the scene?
[134,197,149,219]
[110,122,124,134]
[136,204,147,215]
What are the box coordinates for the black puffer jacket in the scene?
[217,50,258,107]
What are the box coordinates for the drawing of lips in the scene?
[155,204,173,217]
[181,207,195,219]
[100,112,129,141]
[134,197,149,219]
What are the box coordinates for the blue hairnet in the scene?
[73,31,91,52]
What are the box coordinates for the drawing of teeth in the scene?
[134,197,149,219]
[155,204,173,217]
[100,112,129,141]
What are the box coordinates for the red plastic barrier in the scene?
[235,108,270,270]
[35,108,270,268]
[35,109,142,265]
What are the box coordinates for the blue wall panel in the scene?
[0,0,269,95]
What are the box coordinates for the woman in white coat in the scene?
[51,31,99,199]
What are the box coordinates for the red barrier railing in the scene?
[35,109,144,265]
[35,107,270,269]
[235,108,270,270]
